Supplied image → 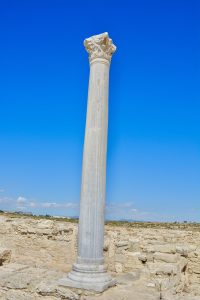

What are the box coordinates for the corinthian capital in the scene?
[84,32,116,63]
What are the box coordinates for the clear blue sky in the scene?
[0,0,199,221]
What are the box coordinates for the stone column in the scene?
[59,32,116,292]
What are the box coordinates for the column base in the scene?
[58,262,116,292]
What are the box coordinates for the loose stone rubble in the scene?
[0,215,200,299]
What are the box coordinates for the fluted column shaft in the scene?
[77,57,110,265]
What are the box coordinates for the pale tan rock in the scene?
[116,271,140,284]
[0,290,36,300]
[115,262,123,273]
[0,247,11,265]
[144,244,176,254]
[177,257,188,272]
[153,252,179,263]
[175,245,196,257]
[57,286,79,299]
[156,244,176,254]
[128,238,140,252]
[103,237,110,251]
[138,254,147,263]
[115,240,129,248]
[148,262,178,275]
[115,254,127,264]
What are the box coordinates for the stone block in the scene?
[128,238,140,251]
[148,262,178,275]
[145,244,176,254]
[116,271,140,284]
[176,245,190,257]
[191,264,200,274]
[177,257,188,272]
[138,254,147,263]
[155,244,176,254]
[115,240,129,249]
[153,252,179,263]
[115,254,127,263]
[0,248,11,265]
[115,262,123,273]
[103,237,110,251]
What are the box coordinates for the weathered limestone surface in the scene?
[0,215,200,299]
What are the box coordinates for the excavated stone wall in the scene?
[0,215,200,300]
[104,225,200,297]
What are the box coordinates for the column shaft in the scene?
[78,59,110,264]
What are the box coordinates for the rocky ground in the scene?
[0,214,200,300]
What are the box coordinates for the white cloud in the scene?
[42,202,57,208]
[29,202,37,208]
[17,196,27,204]
[106,201,149,221]
[0,191,78,213]
[41,201,78,209]
[62,202,78,209]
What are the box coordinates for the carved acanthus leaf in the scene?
[84,32,116,63]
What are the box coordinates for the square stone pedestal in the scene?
[59,276,116,293]
[58,265,116,292]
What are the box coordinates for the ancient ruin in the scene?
[0,214,200,299]
[59,32,116,292]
